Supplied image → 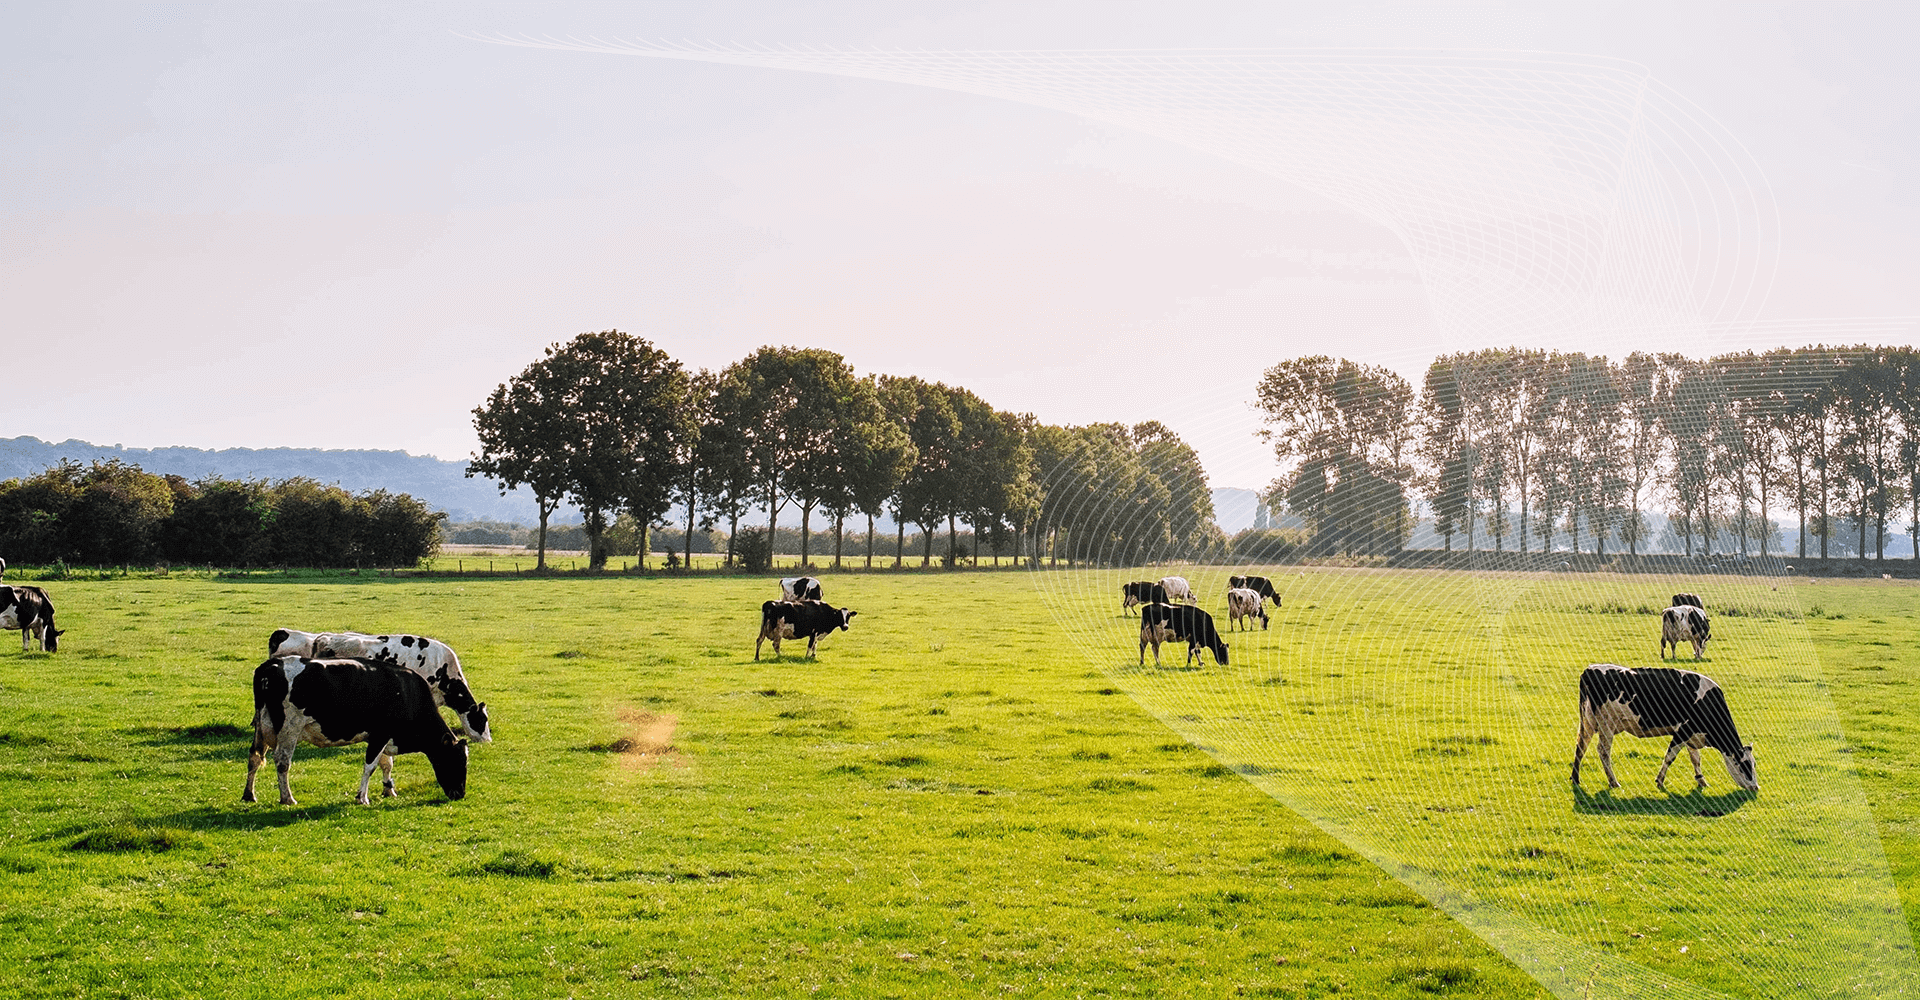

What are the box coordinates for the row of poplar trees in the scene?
[467,332,1216,570]
[1256,345,1920,560]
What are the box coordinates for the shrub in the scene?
[734,526,773,572]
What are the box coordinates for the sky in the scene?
[6,1,1918,490]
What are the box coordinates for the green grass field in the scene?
[0,568,1913,998]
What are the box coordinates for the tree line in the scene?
[1256,345,1920,561]
[468,332,1220,570]
[0,460,444,568]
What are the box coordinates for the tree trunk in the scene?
[866,512,875,569]
[726,509,739,567]
[922,522,934,567]
[948,514,957,569]
[637,523,649,572]
[799,503,813,569]
[535,497,553,571]
[684,474,698,570]
[896,517,905,568]
[584,507,608,571]
[767,478,782,569]
[833,511,844,570]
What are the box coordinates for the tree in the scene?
[1254,356,1412,556]
[469,331,692,571]
[880,375,963,567]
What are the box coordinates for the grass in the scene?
[0,568,1913,998]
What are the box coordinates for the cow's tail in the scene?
[252,661,290,734]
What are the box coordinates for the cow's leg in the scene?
[1597,730,1621,789]
[18,627,25,653]
[380,741,398,797]
[357,744,383,806]
[243,726,269,803]
[1571,715,1595,786]
[755,632,764,661]
[1139,629,1151,666]
[1655,738,1683,790]
[807,633,819,659]
[273,730,300,806]
[1688,746,1706,787]
[1692,639,1705,661]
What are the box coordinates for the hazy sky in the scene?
[7,2,1917,488]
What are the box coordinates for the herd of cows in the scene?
[1113,577,1757,794]
[0,561,1758,804]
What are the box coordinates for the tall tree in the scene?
[1254,356,1412,556]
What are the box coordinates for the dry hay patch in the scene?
[601,709,684,771]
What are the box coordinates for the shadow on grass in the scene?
[130,722,253,761]
[1572,785,1756,817]
[157,802,353,830]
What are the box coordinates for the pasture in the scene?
[0,569,1913,998]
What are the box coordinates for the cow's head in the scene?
[267,629,317,658]
[425,734,470,801]
[41,627,64,652]
[1211,640,1230,666]
[838,608,858,630]
[1695,611,1712,643]
[1725,744,1757,791]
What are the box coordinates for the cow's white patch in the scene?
[1694,672,1718,702]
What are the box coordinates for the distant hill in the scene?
[0,437,547,524]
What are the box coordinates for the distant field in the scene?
[0,569,1912,998]
[421,550,999,574]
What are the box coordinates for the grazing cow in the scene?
[0,586,62,652]
[1121,581,1168,612]
[1571,663,1756,791]
[266,629,489,743]
[245,657,469,806]
[756,600,857,660]
[1226,587,1269,631]
[780,576,823,602]
[1157,576,1196,604]
[1140,603,1229,667]
[1660,605,1711,661]
[1228,575,1281,608]
[1670,593,1704,609]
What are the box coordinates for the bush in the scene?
[1230,527,1308,562]
[0,462,443,568]
[734,526,774,572]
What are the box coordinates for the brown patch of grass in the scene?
[602,709,684,771]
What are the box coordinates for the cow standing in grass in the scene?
[1157,576,1195,604]
[780,576,823,602]
[756,601,857,660]
[1572,663,1756,791]
[0,586,61,652]
[1660,605,1711,661]
[267,630,490,743]
[1228,575,1281,608]
[1226,587,1269,631]
[1140,603,1229,667]
[1121,581,1167,613]
[246,657,469,806]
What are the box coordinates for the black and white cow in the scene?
[1121,581,1168,612]
[780,576,823,602]
[1139,603,1229,667]
[1226,587,1269,631]
[756,600,858,660]
[245,656,469,806]
[1670,593,1704,610]
[1228,575,1281,608]
[1157,576,1196,604]
[1571,663,1756,791]
[0,586,61,652]
[1660,605,1711,661]
[267,629,489,743]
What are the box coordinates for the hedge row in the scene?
[0,460,443,568]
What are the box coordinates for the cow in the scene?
[1660,605,1711,661]
[267,629,489,743]
[0,586,62,652]
[1121,581,1167,612]
[244,656,469,806]
[756,600,857,660]
[1139,603,1229,667]
[1228,575,1281,608]
[0,556,6,578]
[1157,576,1196,604]
[1571,663,1756,792]
[1226,587,1269,631]
[1670,593,1704,610]
[780,576,823,602]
